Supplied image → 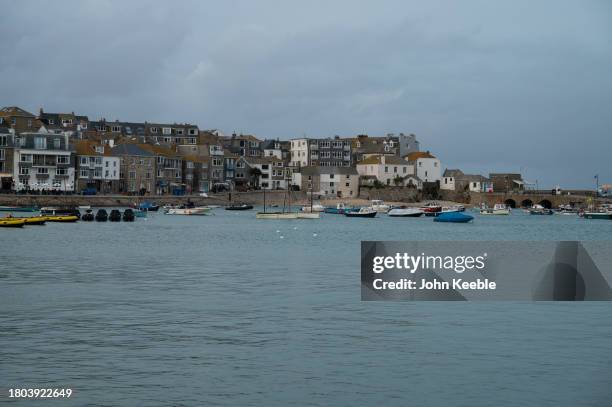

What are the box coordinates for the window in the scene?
[105,161,109,167]
[20,167,30,175]
[129,171,136,179]
[56,168,67,176]
[146,172,151,179]
[80,156,87,165]
[212,158,222,166]
[385,166,389,173]
[37,167,49,174]
[346,182,350,187]
[162,128,171,135]
[176,129,184,135]
[187,162,194,169]
[403,167,407,174]
[34,137,47,149]
[57,155,69,164]
[189,129,197,135]
[112,126,121,132]
[94,168,102,178]
[27,119,32,128]
[329,174,335,179]
[262,164,269,170]
[20,154,32,162]
[105,170,109,177]
[0,149,3,160]
[151,127,158,133]
[53,139,61,149]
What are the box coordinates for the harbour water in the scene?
[1,209,611,406]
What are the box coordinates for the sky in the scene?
[1,0,610,188]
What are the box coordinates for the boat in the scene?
[82,209,94,221]
[134,209,147,218]
[78,205,91,210]
[12,216,47,225]
[45,215,79,222]
[297,212,320,219]
[0,218,26,227]
[123,209,135,222]
[256,212,299,219]
[480,203,511,215]
[165,207,210,215]
[297,189,321,219]
[109,209,122,222]
[370,200,390,213]
[324,203,348,214]
[421,202,442,214]
[41,207,81,219]
[433,212,474,223]
[95,209,108,222]
[0,206,38,212]
[582,212,612,220]
[528,204,553,215]
[345,207,377,218]
[301,203,325,213]
[225,204,254,211]
[138,201,160,211]
[387,207,424,217]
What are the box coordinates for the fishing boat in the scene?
[0,218,26,227]
[41,207,81,218]
[433,212,474,223]
[300,203,325,213]
[123,209,135,222]
[529,204,553,215]
[345,207,377,218]
[324,203,348,214]
[387,207,424,217]
[421,202,442,214]
[582,212,612,220]
[45,215,79,222]
[480,203,511,215]
[12,216,47,225]
[225,204,254,211]
[0,206,38,212]
[370,200,390,213]
[165,207,210,215]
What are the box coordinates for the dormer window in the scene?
[112,126,121,132]
[49,119,55,125]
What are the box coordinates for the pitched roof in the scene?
[73,140,115,157]
[0,106,35,117]
[443,169,464,177]
[404,151,436,161]
[139,143,178,157]
[110,143,154,157]
[356,155,409,166]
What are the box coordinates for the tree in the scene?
[393,175,404,187]
[373,180,385,189]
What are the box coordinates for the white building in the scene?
[356,154,419,187]
[13,131,75,192]
[290,138,309,167]
[237,156,289,190]
[293,166,359,198]
[405,151,441,183]
[75,140,120,193]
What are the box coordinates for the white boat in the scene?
[165,207,210,215]
[480,203,511,215]
[78,205,91,210]
[370,200,390,213]
[301,203,325,213]
[297,212,320,219]
[255,212,299,219]
[387,207,424,217]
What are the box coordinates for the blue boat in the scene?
[324,203,349,214]
[433,212,474,223]
[138,201,159,211]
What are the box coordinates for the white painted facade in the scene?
[13,148,75,191]
[290,138,309,167]
[414,157,441,183]
[441,175,455,190]
[356,155,415,186]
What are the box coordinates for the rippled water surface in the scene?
[1,209,611,406]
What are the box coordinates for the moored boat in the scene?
[480,203,511,215]
[433,212,474,223]
[301,203,325,213]
[45,215,79,222]
[138,201,160,211]
[109,209,122,222]
[134,209,147,218]
[255,212,299,219]
[13,216,47,225]
[324,203,348,214]
[41,207,81,218]
[123,209,135,221]
[95,209,108,222]
[370,200,390,213]
[529,204,553,215]
[421,202,442,214]
[345,207,377,218]
[297,212,320,219]
[0,218,26,227]
[82,210,94,221]
[582,212,612,220]
[387,207,424,217]
[225,204,254,211]
[0,206,38,212]
[165,207,210,215]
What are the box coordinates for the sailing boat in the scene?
[297,186,320,219]
[256,186,298,219]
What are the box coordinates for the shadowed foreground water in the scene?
[1,209,611,406]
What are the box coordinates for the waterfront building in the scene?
[139,144,183,195]
[144,122,199,146]
[0,131,16,191]
[37,108,89,139]
[221,133,263,158]
[292,166,359,198]
[290,136,352,168]
[441,169,492,193]
[355,154,421,188]
[74,140,120,194]
[0,106,40,134]
[489,173,524,193]
[110,143,155,194]
[404,151,441,184]
[236,156,288,190]
[181,155,209,194]
[12,130,75,192]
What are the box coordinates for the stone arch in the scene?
[504,198,517,208]
[521,199,533,208]
[539,199,552,209]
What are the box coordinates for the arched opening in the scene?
[504,198,516,208]
[539,199,552,209]
[521,199,533,208]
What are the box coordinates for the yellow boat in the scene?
[0,218,26,228]
[45,215,79,223]
[13,216,48,225]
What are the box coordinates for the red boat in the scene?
[421,202,442,213]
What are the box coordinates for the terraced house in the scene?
[37,108,89,138]
[12,130,75,192]
[235,156,288,190]
[0,130,16,191]
[0,106,39,134]
[290,136,352,168]
[74,140,120,193]
[110,144,155,194]
[145,123,199,146]
[139,144,183,195]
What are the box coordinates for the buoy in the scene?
[293,226,297,230]
[276,230,280,233]
[313,233,318,237]
[280,235,284,239]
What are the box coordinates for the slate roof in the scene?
[110,143,154,157]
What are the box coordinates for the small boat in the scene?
[134,209,147,218]
[82,209,95,221]
[95,209,108,222]
[301,203,325,213]
[225,204,254,211]
[45,215,79,222]
[480,203,511,215]
[582,212,612,220]
[0,206,38,212]
[109,209,122,222]
[165,207,210,215]
[78,205,91,210]
[255,212,299,219]
[324,203,348,214]
[421,202,442,214]
[434,212,474,223]
[297,212,320,219]
[13,216,47,225]
[370,200,390,213]
[41,207,81,219]
[123,209,135,222]
[138,201,160,211]
[529,204,553,215]
[388,207,424,217]
[345,207,377,218]
[0,218,26,227]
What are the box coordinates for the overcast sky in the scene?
[1,0,610,188]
